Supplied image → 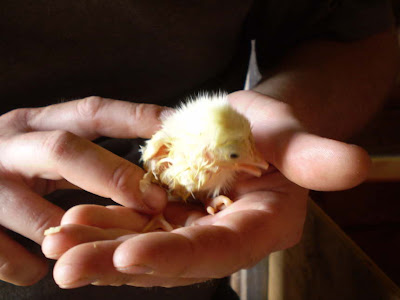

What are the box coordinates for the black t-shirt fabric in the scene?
[0,0,393,113]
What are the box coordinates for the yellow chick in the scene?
[140,93,269,232]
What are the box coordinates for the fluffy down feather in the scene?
[140,92,269,204]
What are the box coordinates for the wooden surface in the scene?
[315,86,400,286]
[368,156,400,181]
[314,165,400,285]
[268,200,400,300]
[231,258,269,300]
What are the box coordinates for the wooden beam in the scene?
[268,200,400,300]
[367,156,400,181]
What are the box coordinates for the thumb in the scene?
[268,131,371,191]
[228,90,371,191]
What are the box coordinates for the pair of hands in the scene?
[0,91,370,288]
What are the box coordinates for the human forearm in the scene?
[253,28,399,140]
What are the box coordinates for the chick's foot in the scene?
[206,195,233,215]
[142,214,176,233]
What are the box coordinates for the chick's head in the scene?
[167,93,269,177]
[207,105,268,177]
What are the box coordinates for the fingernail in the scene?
[55,265,95,289]
[116,264,154,275]
[142,184,166,211]
[57,276,95,289]
[43,251,62,260]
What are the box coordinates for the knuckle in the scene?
[130,103,162,123]
[0,108,32,131]
[5,108,27,122]
[33,207,63,239]
[130,103,146,121]
[43,130,76,162]
[109,161,137,195]
[76,96,105,120]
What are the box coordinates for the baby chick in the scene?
[140,93,269,232]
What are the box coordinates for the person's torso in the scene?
[0,1,254,113]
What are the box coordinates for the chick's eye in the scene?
[230,153,239,159]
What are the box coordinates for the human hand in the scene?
[0,97,168,285]
[41,91,370,288]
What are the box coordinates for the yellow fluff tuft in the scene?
[140,92,268,202]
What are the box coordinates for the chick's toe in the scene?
[206,195,233,215]
[142,213,175,233]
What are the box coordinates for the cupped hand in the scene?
[42,91,371,288]
[0,97,168,285]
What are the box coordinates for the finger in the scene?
[42,224,136,259]
[1,97,169,139]
[53,240,124,288]
[53,240,208,288]
[270,132,371,191]
[0,229,48,286]
[163,202,207,227]
[60,204,205,230]
[53,179,80,191]
[0,179,64,244]
[230,170,288,197]
[25,178,79,196]
[113,189,307,279]
[43,204,205,258]
[114,229,241,279]
[1,131,167,212]
[229,91,371,191]
[61,205,150,231]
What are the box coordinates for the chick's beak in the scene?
[235,149,269,177]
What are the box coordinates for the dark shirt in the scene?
[0,0,393,113]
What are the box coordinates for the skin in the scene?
[0,98,168,285]
[2,28,399,287]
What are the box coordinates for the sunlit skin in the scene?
[42,91,371,288]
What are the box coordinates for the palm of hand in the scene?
[43,171,307,288]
